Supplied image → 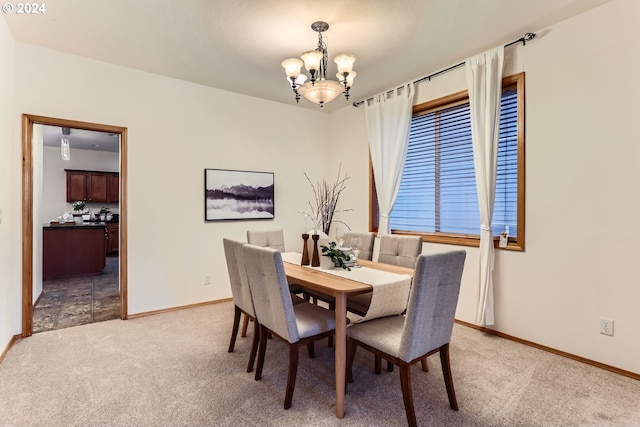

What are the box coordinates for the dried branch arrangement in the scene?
[300,165,352,235]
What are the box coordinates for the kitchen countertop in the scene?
[44,222,109,229]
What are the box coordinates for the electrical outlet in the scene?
[600,318,614,336]
[204,274,211,285]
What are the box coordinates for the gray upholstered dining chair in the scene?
[346,234,423,318]
[343,231,375,262]
[242,244,336,410]
[246,229,304,328]
[377,234,423,268]
[246,229,286,252]
[351,234,423,372]
[302,230,375,347]
[346,250,466,427]
[223,238,259,373]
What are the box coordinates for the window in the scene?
[371,72,525,250]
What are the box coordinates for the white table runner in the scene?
[281,252,411,322]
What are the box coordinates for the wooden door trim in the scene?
[21,114,128,337]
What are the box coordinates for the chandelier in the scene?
[281,21,356,108]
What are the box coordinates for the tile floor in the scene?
[32,256,120,333]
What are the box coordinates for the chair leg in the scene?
[306,342,315,359]
[374,355,382,374]
[327,300,336,348]
[255,324,269,381]
[439,344,458,411]
[228,305,242,352]
[399,363,417,427]
[284,344,300,409]
[420,357,429,372]
[346,338,357,384]
[240,314,250,338]
[387,361,394,372]
[246,317,260,373]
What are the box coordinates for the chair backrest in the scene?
[242,244,299,343]
[377,234,423,268]
[343,231,375,261]
[222,238,254,317]
[246,229,286,252]
[399,250,466,362]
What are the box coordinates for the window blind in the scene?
[390,88,518,237]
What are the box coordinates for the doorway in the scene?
[21,114,128,337]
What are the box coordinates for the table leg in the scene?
[334,292,346,418]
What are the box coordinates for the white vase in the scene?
[319,254,334,269]
[305,231,329,262]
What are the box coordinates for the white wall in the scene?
[0,12,19,352]
[41,145,119,223]
[10,43,338,327]
[2,0,638,376]
[331,0,640,374]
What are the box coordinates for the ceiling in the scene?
[5,0,609,115]
[41,125,120,153]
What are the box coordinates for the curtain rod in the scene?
[352,32,536,108]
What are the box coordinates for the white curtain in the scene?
[365,83,415,235]
[466,47,504,326]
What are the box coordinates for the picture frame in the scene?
[204,168,274,221]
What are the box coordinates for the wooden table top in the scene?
[283,258,413,298]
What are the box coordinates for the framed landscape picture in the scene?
[204,168,274,221]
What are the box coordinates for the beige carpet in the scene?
[1,302,638,427]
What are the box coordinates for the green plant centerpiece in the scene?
[320,241,352,270]
[71,200,86,214]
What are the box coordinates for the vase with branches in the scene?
[299,165,352,236]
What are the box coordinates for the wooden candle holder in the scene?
[301,233,310,265]
[311,234,320,267]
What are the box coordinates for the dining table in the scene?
[281,253,414,419]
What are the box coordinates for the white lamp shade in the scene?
[298,79,344,105]
[334,53,356,74]
[294,74,307,86]
[285,74,307,87]
[337,70,357,87]
[281,58,303,78]
[61,138,70,161]
[301,50,323,73]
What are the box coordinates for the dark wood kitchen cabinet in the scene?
[66,169,118,203]
[107,173,119,203]
[106,222,119,255]
[87,172,108,202]
[66,170,88,202]
[43,225,107,280]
